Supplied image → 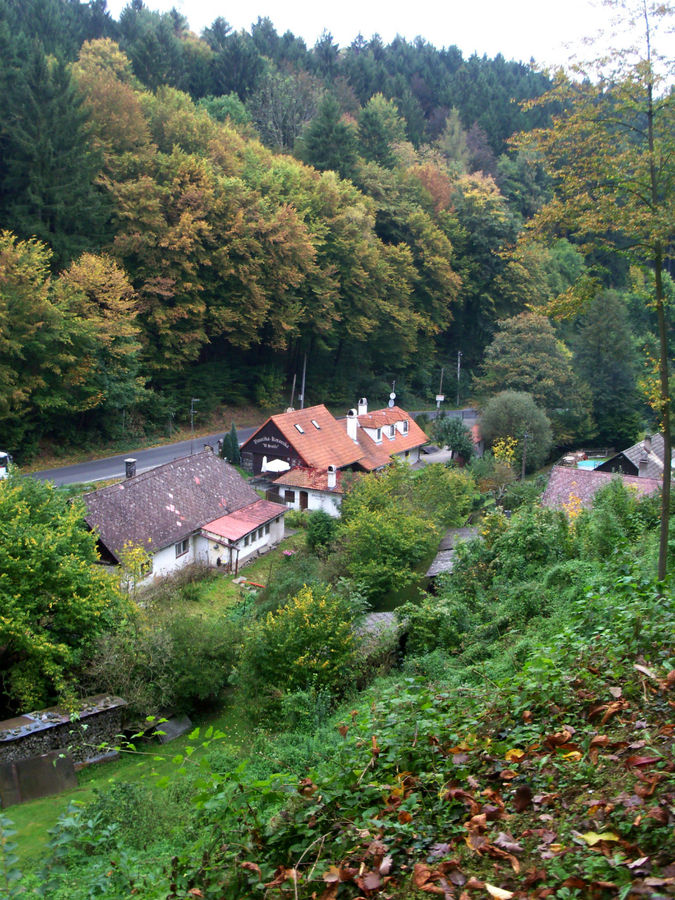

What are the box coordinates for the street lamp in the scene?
[190,398,200,455]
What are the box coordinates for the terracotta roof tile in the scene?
[272,466,347,493]
[541,465,661,511]
[82,451,260,560]
[245,405,363,470]
[347,406,428,470]
[202,499,286,542]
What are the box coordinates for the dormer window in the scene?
[294,424,305,434]
[388,424,396,439]
[403,420,409,434]
[311,419,321,429]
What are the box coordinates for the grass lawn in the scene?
[9,529,307,866]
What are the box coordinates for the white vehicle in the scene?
[0,451,11,479]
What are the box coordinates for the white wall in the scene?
[147,534,198,580]
[281,488,342,518]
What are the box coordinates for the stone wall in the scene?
[0,695,127,765]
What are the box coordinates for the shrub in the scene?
[306,509,336,552]
[236,584,365,717]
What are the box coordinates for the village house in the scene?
[241,398,428,515]
[595,433,673,480]
[541,465,661,512]
[82,451,286,579]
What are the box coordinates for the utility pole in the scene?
[299,353,307,409]
[436,368,444,410]
[521,431,530,480]
[456,350,462,408]
[190,398,200,455]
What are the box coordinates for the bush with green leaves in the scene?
[431,414,474,460]
[479,390,553,472]
[0,473,131,715]
[236,583,367,716]
[86,608,238,719]
[305,509,336,552]
[336,462,475,600]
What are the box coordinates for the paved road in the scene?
[32,427,258,486]
[31,407,477,486]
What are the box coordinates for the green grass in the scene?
[11,696,255,866]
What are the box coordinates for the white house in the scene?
[82,451,286,580]
[272,465,348,517]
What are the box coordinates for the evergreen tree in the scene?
[573,291,643,447]
[227,421,241,465]
[295,93,359,179]
[0,45,110,268]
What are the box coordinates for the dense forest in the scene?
[0,0,672,462]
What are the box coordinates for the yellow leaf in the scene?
[581,831,620,846]
[561,750,582,761]
[485,884,514,899]
[505,748,525,762]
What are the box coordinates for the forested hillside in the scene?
[0,0,671,461]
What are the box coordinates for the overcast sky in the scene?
[103,0,639,69]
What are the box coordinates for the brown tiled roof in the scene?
[82,451,260,561]
[348,406,428,470]
[245,404,363,470]
[541,465,661,511]
[202,499,286,542]
[272,466,346,494]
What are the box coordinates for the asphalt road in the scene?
[32,427,258,486]
[31,407,477,486]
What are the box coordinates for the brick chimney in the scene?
[357,397,368,416]
[327,464,337,490]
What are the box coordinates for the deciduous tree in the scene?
[0,473,130,715]
[516,0,673,578]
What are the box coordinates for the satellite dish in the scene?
[389,392,396,400]
[388,399,395,408]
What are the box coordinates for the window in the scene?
[311,419,321,429]
[376,427,382,442]
[403,420,409,434]
[175,538,189,558]
[265,523,270,535]
[244,535,250,546]
[294,423,305,434]
[389,424,396,439]
[285,490,295,503]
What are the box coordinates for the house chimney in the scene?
[125,458,136,479]
[638,450,649,477]
[643,434,652,453]
[346,409,358,441]
[357,397,368,416]
[327,464,337,490]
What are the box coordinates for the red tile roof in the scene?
[541,465,661,510]
[272,466,347,493]
[347,406,428,470]
[202,499,286,542]
[245,404,363,470]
